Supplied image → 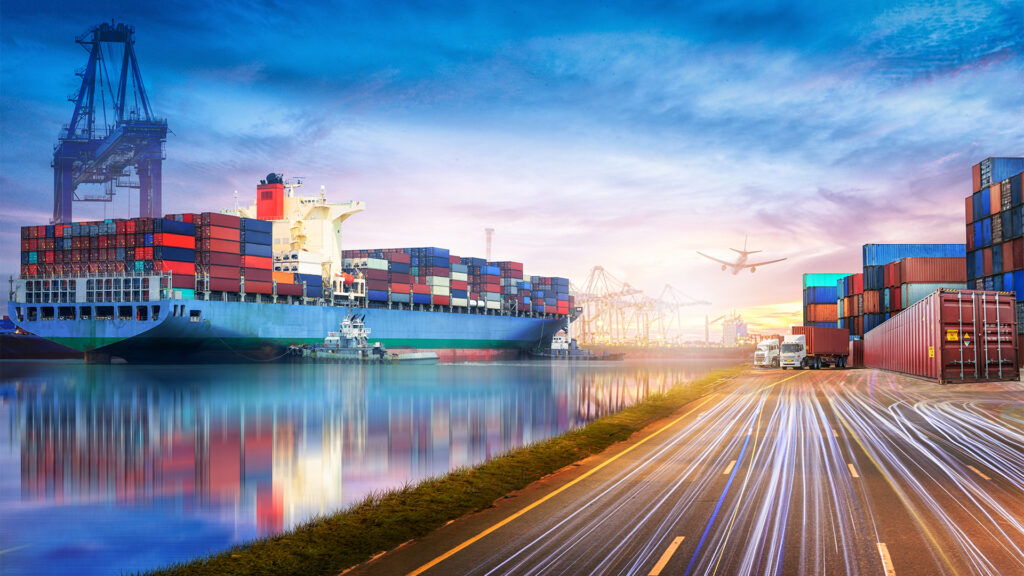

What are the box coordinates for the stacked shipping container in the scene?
[964,157,1024,345]
[802,273,848,328]
[340,248,573,315]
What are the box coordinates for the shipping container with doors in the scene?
[864,289,1018,384]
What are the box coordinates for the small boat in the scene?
[531,331,625,361]
[289,315,438,364]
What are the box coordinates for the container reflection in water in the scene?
[0,359,733,576]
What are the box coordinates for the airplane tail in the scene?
[731,235,760,255]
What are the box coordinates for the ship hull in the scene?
[8,299,565,363]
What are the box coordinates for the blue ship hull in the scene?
[8,299,567,363]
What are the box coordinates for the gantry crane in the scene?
[573,266,710,346]
[52,22,167,224]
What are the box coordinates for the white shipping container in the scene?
[485,292,501,302]
[450,271,468,282]
[296,262,322,276]
[292,250,323,264]
[485,301,500,310]
[430,285,450,296]
[451,297,469,307]
[901,283,967,309]
[364,258,389,271]
[428,276,450,287]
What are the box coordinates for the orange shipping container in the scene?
[972,163,982,192]
[805,304,838,323]
[390,283,412,294]
[863,290,881,314]
[990,184,1001,215]
[272,271,294,285]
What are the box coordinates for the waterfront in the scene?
[0,358,735,575]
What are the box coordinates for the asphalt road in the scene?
[346,368,1024,576]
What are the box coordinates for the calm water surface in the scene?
[0,358,735,575]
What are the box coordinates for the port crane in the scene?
[573,266,710,346]
[52,22,167,224]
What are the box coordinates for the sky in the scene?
[1,0,1022,339]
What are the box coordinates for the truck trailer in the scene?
[780,326,850,369]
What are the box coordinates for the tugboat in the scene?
[532,330,625,361]
[289,315,438,363]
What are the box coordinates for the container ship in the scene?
[8,174,574,363]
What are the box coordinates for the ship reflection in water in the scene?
[0,359,733,575]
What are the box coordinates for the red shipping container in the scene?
[363,268,388,281]
[157,233,196,249]
[412,284,430,294]
[203,225,241,242]
[451,280,468,291]
[432,295,450,306]
[1002,243,1014,274]
[243,268,272,282]
[990,184,1001,216]
[172,274,195,289]
[277,283,302,296]
[484,283,500,293]
[365,279,388,291]
[850,273,864,295]
[390,283,412,294]
[126,220,136,234]
[245,280,272,294]
[791,325,849,355]
[157,260,196,276]
[210,278,241,292]
[966,226,975,251]
[202,212,241,228]
[848,340,864,368]
[449,255,460,265]
[389,273,412,285]
[201,252,242,267]
[899,257,966,284]
[209,265,241,279]
[864,289,1017,383]
[1014,238,1024,269]
[202,239,240,253]
[240,255,272,269]
[972,163,982,192]
[983,248,993,276]
[387,252,411,264]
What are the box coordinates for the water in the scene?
[0,358,734,575]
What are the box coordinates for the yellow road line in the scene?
[848,462,860,478]
[877,542,896,576]
[967,465,991,481]
[648,536,685,576]
[406,371,807,576]
[723,460,737,475]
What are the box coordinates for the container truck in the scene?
[753,338,780,368]
[780,326,850,369]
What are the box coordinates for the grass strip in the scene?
[144,365,745,576]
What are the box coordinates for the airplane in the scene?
[697,236,786,275]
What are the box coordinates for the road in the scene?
[346,368,1024,576]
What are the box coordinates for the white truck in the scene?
[753,338,780,368]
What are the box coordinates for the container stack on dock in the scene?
[965,157,1024,348]
[837,273,863,335]
[802,273,848,328]
[850,244,966,337]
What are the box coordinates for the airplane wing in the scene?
[697,252,734,266]
[743,258,787,268]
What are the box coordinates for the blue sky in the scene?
[1,1,1022,336]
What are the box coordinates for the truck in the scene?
[753,338,781,368]
[780,326,850,369]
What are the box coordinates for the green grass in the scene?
[144,365,745,576]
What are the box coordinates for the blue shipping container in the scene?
[804,286,838,305]
[391,292,411,303]
[967,250,977,280]
[412,293,431,304]
[240,230,272,245]
[240,218,273,234]
[155,246,194,262]
[241,243,273,258]
[517,281,532,290]
[367,290,388,302]
[993,243,1003,274]
[451,289,468,298]
[162,220,195,236]
[1016,271,1024,301]
[389,262,410,274]
[451,263,468,274]
[981,187,991,214]
[972,192,983,221]
[987,158,1024,185]
[982,218,992,246]
[861,244,967,266]
[863,266,884,291]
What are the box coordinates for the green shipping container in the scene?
[803,273,852,289]
[175,288,196,300]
